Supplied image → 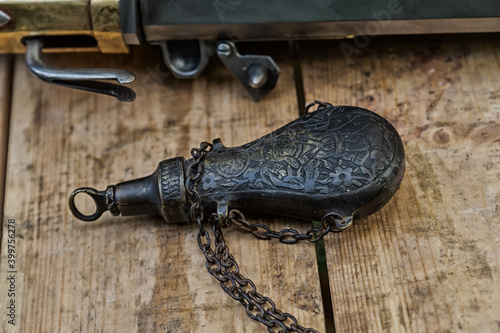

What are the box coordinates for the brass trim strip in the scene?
[0,0,128,53]
[90,0,128,53]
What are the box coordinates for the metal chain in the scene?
[228,210,351,244]
[185,142,350,332]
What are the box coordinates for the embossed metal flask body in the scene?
[199,106,405,222]
[69,105,405,224]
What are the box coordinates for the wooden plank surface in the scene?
[2,34,499,333]
[301,35,500,332]
[0,55,12,224]
[0,44,326,332]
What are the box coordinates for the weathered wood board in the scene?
[301,35,500,332]
[2,34,499,333]
[0,44,326,332]
[0,55,12,223]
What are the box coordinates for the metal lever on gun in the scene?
[216,41,280,102]
[24,38,136,102]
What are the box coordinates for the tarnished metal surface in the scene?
[69,103,405,224]
[143,18,500,42]
[186,142,325,332]
[141,0,500,25]
[216,41,279,102]
[24,38,135,101]
[91,0,129,53]
[1,0,499,99]
[0,10,11,28]
[0,0,128,53]
[140,0,500,41]
[69,102,406,332]
[0,0,90,53]
[198,103,404,222]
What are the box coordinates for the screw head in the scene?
[217,43,232,57]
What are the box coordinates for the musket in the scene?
[1,0,499,101]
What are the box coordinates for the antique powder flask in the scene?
[70,103,405,225]
[69,102,405,332]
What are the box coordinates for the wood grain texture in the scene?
[301,35,500,332]
[0,55,12,224]
[0,44,326,332]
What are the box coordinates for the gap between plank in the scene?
[313,221,336,333]
[289,40,337,333]
[289,41,306,115]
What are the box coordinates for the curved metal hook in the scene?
[25,38,136,102]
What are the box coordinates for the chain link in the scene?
[228,210,351,244]
[185,142,351,332]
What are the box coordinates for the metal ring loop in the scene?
[321,212,353,231]
[68,187,107,222]
[305,100,334,113]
